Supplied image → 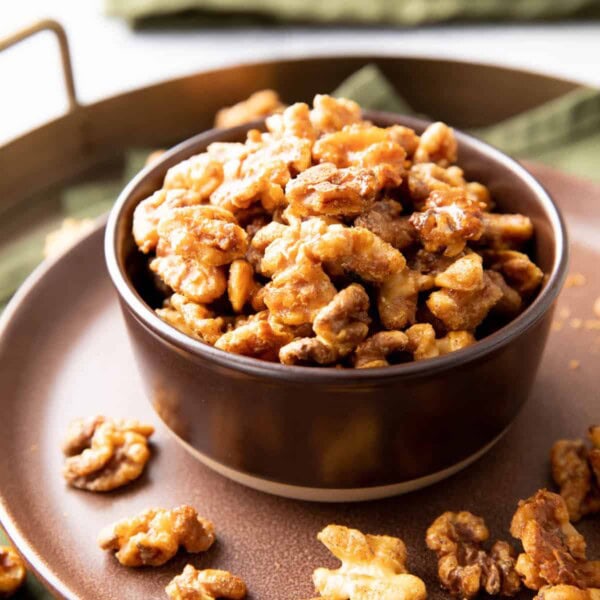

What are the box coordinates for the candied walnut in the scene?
[354,198,415,250]
[480,213,534,249]
[407,163,466,206]
[214,89,284,128]
[0,546,26,597]
[310,94,362,133]
[309,225,406,283]
[409,188,484,257]
[354,331,409,368]
[414,122,457,167]
[378,269,420,330]
[286,162,378,218]
[487,270,523,317]
[62,416,154,492]
[510,490,600,589]
[157,294,225,344]
[164,153,224,197]
[264,256,337,325]
[266,101,317,140]
[387,125,420,158]
[150,252,227,304]
[426,511,521,598]
[312,524,426,600]
[157,205,247,267]
[551,427,600,522]
[483,249,543,296]
[98,505,214,567]
[434,252,484,292]
[407,323,475,360]
[279,337,339,366]
[536,586,600,600]
[228,259,259,313]
[166,565,247,600]
[427,271,502,331]
[313,284,371,355]
[214,312,293,360]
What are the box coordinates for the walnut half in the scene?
[166,565,247,599]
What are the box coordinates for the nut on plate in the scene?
[426,511,521,598]
[62,416,154,492]
[535,586,600,600]
[310,524,426,600]
[98,505,214,567]
[166,565,247,599]
[0,546,26,597]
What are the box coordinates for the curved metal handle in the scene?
[0,19,79,111]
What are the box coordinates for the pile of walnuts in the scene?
[133,94,542,367]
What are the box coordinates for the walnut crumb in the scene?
[569,318,583,329]
[551,321,564,332]
[569,360,580,370]
[565,273,586,288]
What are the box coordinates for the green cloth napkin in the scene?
[2,64,600,597]
[105,0,600,26]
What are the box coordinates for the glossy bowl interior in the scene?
[105,112,568,500]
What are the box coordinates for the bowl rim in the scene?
[105,110,568,383]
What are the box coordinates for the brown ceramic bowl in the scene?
[105,112,567,502]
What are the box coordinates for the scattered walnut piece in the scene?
[215,89,284,128]
[569,359,581,370]
[535,585,600,600]
[98,505,214,567]
[354,331,409,368]
[426,511,521,598]
[0,546,26,597]
[166,565,247,600]
[62,416,154,492]
[44,218,95,258]
[565,273,587,288]
[311,524,427,600]
[510,490,600,589]
[551,426,600,521]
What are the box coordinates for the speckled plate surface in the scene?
[0,163,598,599]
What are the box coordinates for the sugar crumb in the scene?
[558,307,571,319]
[569,359,580,370]
[564,273,586,288]
[570,318,583,329]
[551,320,564,332]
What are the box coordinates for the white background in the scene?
[1,0,599,144]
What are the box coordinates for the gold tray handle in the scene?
[0,19,79,112]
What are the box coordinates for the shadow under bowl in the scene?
[105,112,568,502]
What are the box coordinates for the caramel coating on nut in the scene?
[164,153,224,197]
[98,505,215,567]
[312,524,427,600]
[414,122,458,167]
[62,416,154,492]
[480,213,534,249]
[510,490,600,589]
[535,586,600,600]
[354,198,415,250]
[166,565,247,600]
[228,259,259,313]
[354,331,409,368]
[483,249,543,296]
[426,511,521,598]
[407,323,474,361]
[0,546,26,597]
[214,89,284,129]
[310,94,362,133]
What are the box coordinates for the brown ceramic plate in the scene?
[0,164,598,599]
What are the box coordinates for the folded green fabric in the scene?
[106,0,600,26]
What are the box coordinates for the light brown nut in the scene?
[407,162,467,206]
[264,257,337,326]
[286,162,379,218]
[228,259,258,313]
[214,312,293,361]
[62,416,154,492]
[354,331,409,368]
[279,337,339,366]
[434,252,484,292]
[406,323,475,361]
[312,284,371,355]
[410,188,484,257]
[98,505,215,567]
[510,490,600,589]
[309,225,406,283]
[487,270,523,317]
[157,294,225,344]
[354,198,416,250]
[483,249,544,296]
[535,585,600,600]
[386,125,420,158]
[150,253,227,304]
[426,511,521,598]
[427,271,502,331]
[480,212,534,249]
[164,153,224,197]
[214,89,284,128]
[0,546,26,597]
[414,122,458,167]
[133,189,204,254]
[157,205,247,267]
[310,94,362,133]
[378,269,419,330]
[312,524,426,600]
[166,565,247,600]
[266,101,317,141]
